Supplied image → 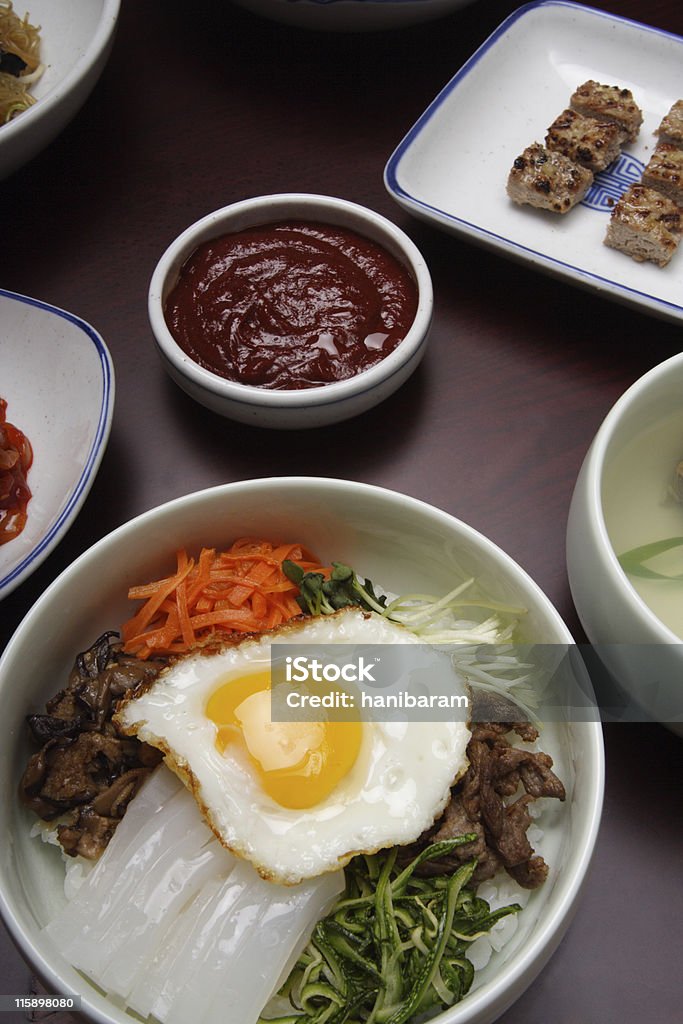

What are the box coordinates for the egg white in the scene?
[115,608,471,885]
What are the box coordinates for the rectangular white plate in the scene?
[384,0,683,322]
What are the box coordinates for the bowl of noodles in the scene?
[0,0,119,180]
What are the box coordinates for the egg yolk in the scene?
[205,670,362,810]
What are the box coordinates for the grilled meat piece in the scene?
[570,80,643,142]
[507,143,593,214]
[545,108,626,172]
[641,143,683,207]
[604,183,682,267]
[655,100,683,149]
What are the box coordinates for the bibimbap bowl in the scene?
[0,478,603,1024]
[148,194,433,429]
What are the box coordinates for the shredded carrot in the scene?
[121,538,327,658]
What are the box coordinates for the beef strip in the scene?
[58,808,120,860]
[401,793,503,884]
[34,732,135,806]
[57,769,152,859]
[507,856,549,889]
[19,633,166,858]
[400,719,566,890]
[42,631,162,733]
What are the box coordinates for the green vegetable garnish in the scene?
[269,566,529,1022]
[618,536,683,580]
[260,841,521,1024]
[282,560,525,645]
[283,561,388,617]
[283,557,539,710]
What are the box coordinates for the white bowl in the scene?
[567,352,683,735]
[0,289,115,599]
[0,478,603,1024]
[148,194,433,429]
[0,0,120,181]
[231,0,478,32]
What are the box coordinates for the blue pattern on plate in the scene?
[582,153,645,212]
[384,2,683,321]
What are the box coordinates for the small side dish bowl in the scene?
[0,478,603,1024]
[567,352,683,734]
[0,0,120,181]
[0,290,114,600]
[228,0,479,32]
[148,194,433,429]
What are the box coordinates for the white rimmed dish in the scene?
[385,0,683,323]
[0,0,120,181]
[567,353,683,735]
[0,290,114,600]
[0,477,603,1024]
[229,0,479,33]
[148,194,433,429]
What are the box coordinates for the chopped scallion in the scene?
[618,536,683,580]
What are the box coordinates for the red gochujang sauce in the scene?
[164,220,419,391]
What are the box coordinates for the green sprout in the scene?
[283,561,388,617]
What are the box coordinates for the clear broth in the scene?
[602,410,683,639]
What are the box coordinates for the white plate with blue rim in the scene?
[384,0,683,323]
[0,290,114,599]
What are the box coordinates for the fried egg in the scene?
[115,608,471,885]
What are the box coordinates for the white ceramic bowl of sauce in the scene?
[567,351,683,735]
[148,194,433,429]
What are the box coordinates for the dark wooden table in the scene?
[1,1,681,1021]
